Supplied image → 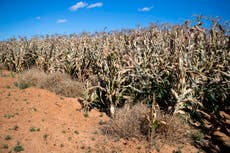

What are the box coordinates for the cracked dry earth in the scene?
[0,70,200,153]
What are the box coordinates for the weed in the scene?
[60,144,64,148]
[30,127,40,132]
[12,125,19,130]
[4,114,15,119]
[43,134,48,140]
[14,142,24,152]
[4,113,19,119]
[9,125,18,130]
[7,92,11,96]
[18,82,30,89]
[5,135,12,140]
[80,145,85,149]
[6,85,11,89]
[2,144,8,149]
[74,130,79,135]
[62,130,66,134]
[68,137,72,141]
[33,108,37,112]
[191,132,204,142]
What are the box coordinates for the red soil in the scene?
[0,71,199,153]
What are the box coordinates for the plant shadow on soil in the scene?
[190,109,230,153]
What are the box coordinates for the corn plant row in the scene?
[0,17,229,120]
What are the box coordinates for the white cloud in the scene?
[69,1,88,11]
[57,19,68,23]
[138,6,153,12]
[36,16,41,20]
[87,2,103,8]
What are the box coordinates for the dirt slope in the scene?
[0,71,198,153]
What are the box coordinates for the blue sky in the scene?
[0,0,229,40]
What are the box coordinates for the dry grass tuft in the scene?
[104,103,149,139]
[19,68,47,86]
[40,72,85,97]
[154,114,191,145]
[104,103,192,145]
[18,69,85,98]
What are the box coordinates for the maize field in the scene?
[0,17,229,121]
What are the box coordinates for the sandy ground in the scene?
[0,70,200,153]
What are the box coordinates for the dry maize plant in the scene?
[0,16,229,124]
